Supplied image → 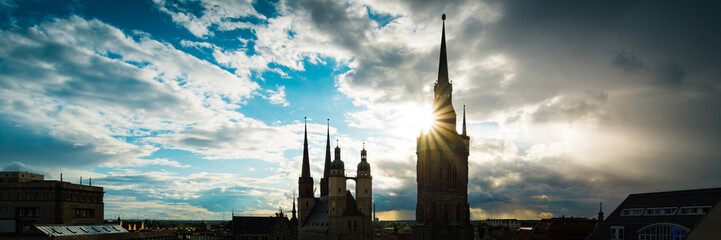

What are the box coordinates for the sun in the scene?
[414,106,436,134]
[389,104,437,137]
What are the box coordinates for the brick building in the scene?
[0,172,104,235]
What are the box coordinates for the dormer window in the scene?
[645,207,677,216]
[621,208,644,216]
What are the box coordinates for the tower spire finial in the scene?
[438,14,448,85]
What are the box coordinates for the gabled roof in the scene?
[343,190,364,216]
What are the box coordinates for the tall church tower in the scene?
[356,143,373,239]
[328,141,347,234]
[414,14,472,240]
[298,118,315,228]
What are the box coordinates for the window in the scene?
[621,208,644,216]
[0,192,4,200]
[611,226,624,240]
[645,207,678,216]
[638,223,689,240]
[679,206,712,215]
[74,208,95,218]
[16,207,39,217]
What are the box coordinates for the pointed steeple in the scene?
[438,14,449,85]
[320,119,332,196]
[324,119,331,178]
[462,105,467,136]
[301,117,311,179]
[292,197,297,219]
[432,13,457,131]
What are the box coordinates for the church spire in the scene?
[320,119,332,196]
[301,117,311,179]
[432,13,457,131]
[438,14,449,85]
[292,197,297,219]
[462,105,467,136]
[324,119,331,178]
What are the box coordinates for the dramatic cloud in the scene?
[2,0,720,220]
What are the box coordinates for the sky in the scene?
[1,0,720,221]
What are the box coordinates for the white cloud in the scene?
[153,0,263,38]
[263,85,290,106]
[0,16,263,168]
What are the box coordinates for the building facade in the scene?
[298,120,373,240]
[413,14,473,240]
[586,188,721,240]
[0,172,104,235]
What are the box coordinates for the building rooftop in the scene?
[35,225,127,237]
[587,187,721,240]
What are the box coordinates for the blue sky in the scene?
[2,0,721,220]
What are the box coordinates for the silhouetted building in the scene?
[233,211,296,240]
[586,188,721,240]
[298,119,373,240]
[414,14,472,240]
[0,172,103,235]
[529,217,598,240]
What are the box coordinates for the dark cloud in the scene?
[532,92,607,123]
[288,0,372,54]
[613,51,646,73]
[653,62,686,86]
[0,119,128,167]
